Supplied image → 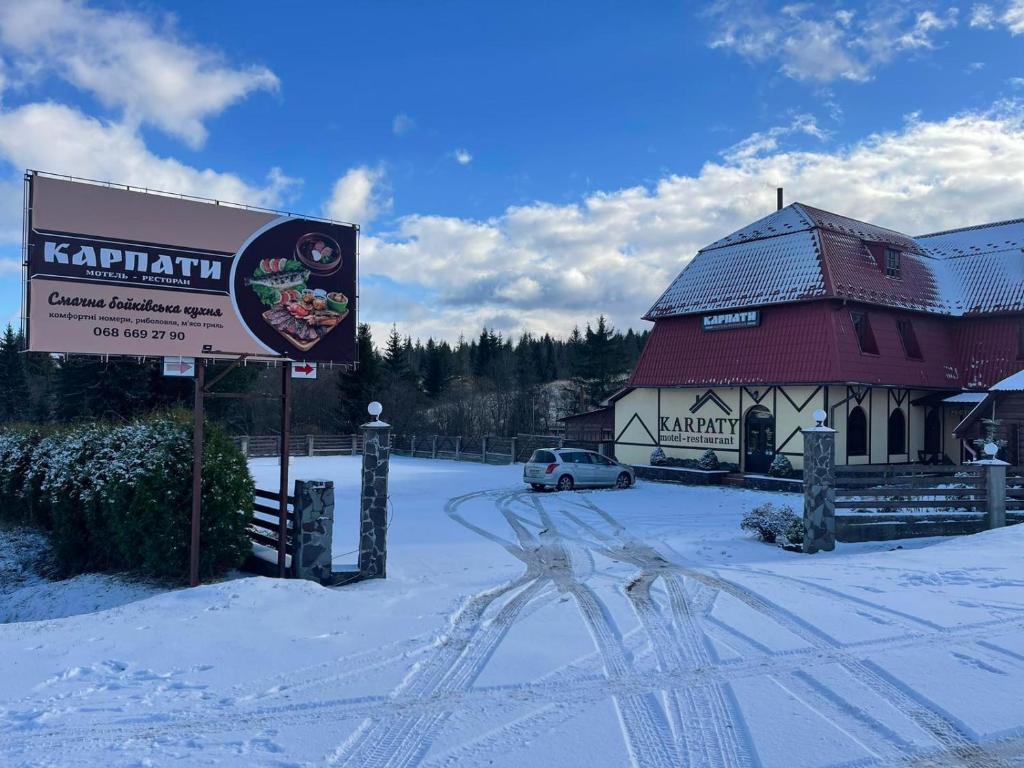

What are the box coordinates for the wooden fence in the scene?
[234,432,611,465]
[236,434,363,458]
[246,487,295,575]
[827,463,1024,543]
[834,465,986,513]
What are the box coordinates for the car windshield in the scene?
[529,450,557,464]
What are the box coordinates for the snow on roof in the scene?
[991,369,1024,391]
[942,392,988,403]
[645,227,826,319]
[647,204,1024,320]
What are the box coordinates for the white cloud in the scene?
[356,104,1024,341]
[0,0,278,148]
[969,1,1024,32]
[453,149,473,166]
[706,2,959,83]
[323,166,391,225]
[970,2,997,27]
[0,102,299,242]
[1005,0,1024,32]
[722,114,829,161]
[392,113,415,136]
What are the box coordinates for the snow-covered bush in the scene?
[0,414,253,580]
[740,503,800,545]
[768,453,793,478]
[783,517,804,547]
[696,449,720,470]
[650,447,667,465]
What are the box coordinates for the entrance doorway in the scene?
[744,406,775,474]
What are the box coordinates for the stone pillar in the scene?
[802,427,837,554]
[359,418,391,579]
[979,460,1009,529]
[293,479,335,584]
[307,434,315,457]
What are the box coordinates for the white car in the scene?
[523,448,635,491]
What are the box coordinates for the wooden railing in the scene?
[247,487,295,575]
[834,465,986,512]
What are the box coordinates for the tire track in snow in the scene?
[563,493,1015,768]
[525,496,680,768]
[536,492,749,767]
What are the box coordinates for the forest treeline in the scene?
[0,318,649,437]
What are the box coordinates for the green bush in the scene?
[0,414,253,580]
[768,453,794,478]
[696,449,720,470]
[740,502,800,545]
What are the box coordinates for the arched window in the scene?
[847,406,868,457]
[887,409,906,455]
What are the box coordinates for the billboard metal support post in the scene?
[189,360,205,587]
[278,364,291,577]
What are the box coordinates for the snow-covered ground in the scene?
[2,455,1024,767]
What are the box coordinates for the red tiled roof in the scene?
[630,301,1018,390]
[953,316,1024,389]
[646,203,1024,320]
[631,303,842,387]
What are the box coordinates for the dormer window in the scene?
[851,311,879,355]
[885,248,901,278]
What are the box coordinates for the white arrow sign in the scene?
[291,362,318,380]
[163,356,196,377]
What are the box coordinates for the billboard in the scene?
[24,173,357,362]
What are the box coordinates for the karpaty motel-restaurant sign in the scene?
[24,172,358,363]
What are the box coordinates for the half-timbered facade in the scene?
[614,203,1024,471]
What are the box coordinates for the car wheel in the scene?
[615,472,632,489]
[530,483,545,491]
[556,475,574,491]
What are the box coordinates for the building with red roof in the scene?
[614,202,1024,472]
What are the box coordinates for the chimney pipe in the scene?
[777,187,784,211]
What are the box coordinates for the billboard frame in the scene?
[21,169,361,368]
[20,169,363,586]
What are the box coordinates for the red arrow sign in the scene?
[170,362,193,374]
[294,363,314,375]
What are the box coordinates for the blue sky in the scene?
[0,0,1023,340]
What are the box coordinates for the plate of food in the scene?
[295,232,343,275]
[260,287,348,351]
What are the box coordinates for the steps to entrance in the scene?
[722,473,746,488]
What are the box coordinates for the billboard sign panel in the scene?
[24,173,357,362]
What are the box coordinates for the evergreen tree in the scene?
[422,338,451,398]
[580,315,627,405]
[335,323,380,431]
[0,325,29,422]
[382,325,414,383]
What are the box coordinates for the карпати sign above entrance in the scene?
[701,310,760,331]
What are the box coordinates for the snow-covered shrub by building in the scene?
[697,449,720,470]
[0,414,253,580]
[740,502,800,545]
[768,453,794,478]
